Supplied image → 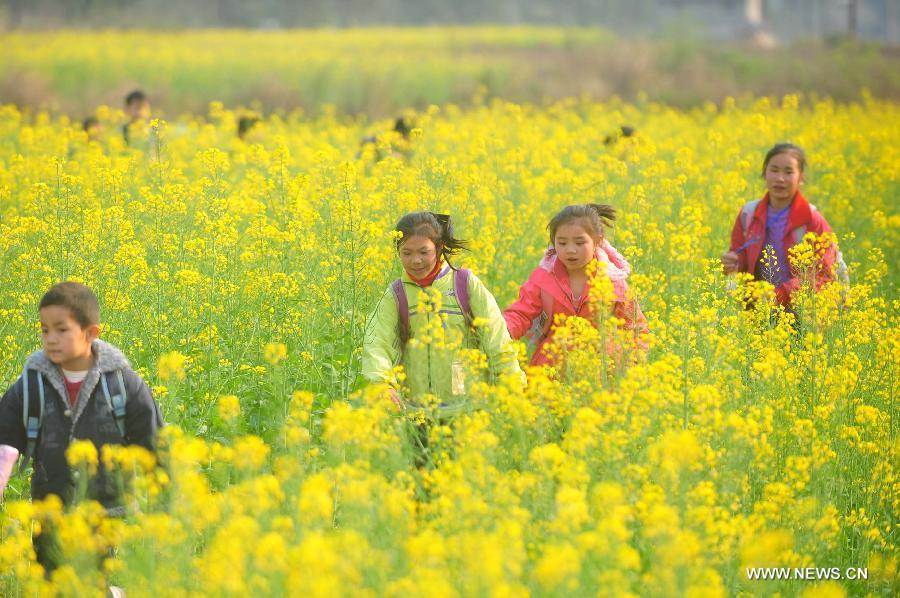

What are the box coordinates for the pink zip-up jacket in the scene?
[504,239,649,367]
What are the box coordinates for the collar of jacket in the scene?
[400,263,452,286]
[547,259,590,313]
[752,190,814,231]
[25,340,131,427]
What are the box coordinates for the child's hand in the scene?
[720,251,739,274]
[0,445,19,498]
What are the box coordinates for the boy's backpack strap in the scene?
[19,365,45,474]
[391,279,410,355]
[739,199,761,237]
[453,268,475,329]
[100,370,128,439]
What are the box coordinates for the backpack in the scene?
[18,364,128,473]
[391,268,476,356]
[738,199,850,295]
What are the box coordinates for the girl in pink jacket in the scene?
[504,204,649,368]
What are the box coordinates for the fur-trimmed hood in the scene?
[24,340,131,426]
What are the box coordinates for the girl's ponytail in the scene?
[588,204,616,230]
[430,212,469,267]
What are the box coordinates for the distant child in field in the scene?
[504,204,649,368]
[721,143,845,308]
[237,115,260,142]
[357,116,415,162]
[362,212,524,416]
[82,116,102,143]
[0,282,163,575]
[122,89,151,145]
[603,125,636,146]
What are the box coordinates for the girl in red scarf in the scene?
[721,143,841,307]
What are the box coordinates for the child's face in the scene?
[39,306,99,370]
[86,123,102,141]
[399,235,440,278]
[764,153,803,204]
[126,100,150,122]
[554,221,599,273]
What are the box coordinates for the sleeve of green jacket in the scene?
[468,273,526,386]
[361,286,401,385]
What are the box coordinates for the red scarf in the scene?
[408,260,443,287]
[64,378,83,408]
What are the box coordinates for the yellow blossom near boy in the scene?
[263,342,288,365]
[217,394,241,422]
[65,440,98,475]
[298,473,334,527]
[157,350,188,382]
[232,435,270,471]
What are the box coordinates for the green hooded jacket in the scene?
[362,266,524,413]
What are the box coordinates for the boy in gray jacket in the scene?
[0,281,163,574]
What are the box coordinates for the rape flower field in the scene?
[0,93,897,596]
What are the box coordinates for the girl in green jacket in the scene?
[362,212,524,416]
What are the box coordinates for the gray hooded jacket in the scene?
[0,339,163,506]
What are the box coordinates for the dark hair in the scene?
[238,116,259,139]
[82,116,99,131]
[603,125,636,146]
[762,143,806,176]
[547,204,616,244]
[394,211,468,269]
[394,117,412,138]
[39,281,100,328]
[125,89,148,106]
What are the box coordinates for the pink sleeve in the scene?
[0,445,19,497]
[504,278,544,340]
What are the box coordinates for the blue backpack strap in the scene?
[100,370,127,439]
[391,279,410,355]
[19,365,45,474]
[453,268,474,329]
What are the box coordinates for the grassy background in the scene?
[1,28,899,117]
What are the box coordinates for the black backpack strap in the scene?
[19,366,45,474]
[100,370,128,439]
